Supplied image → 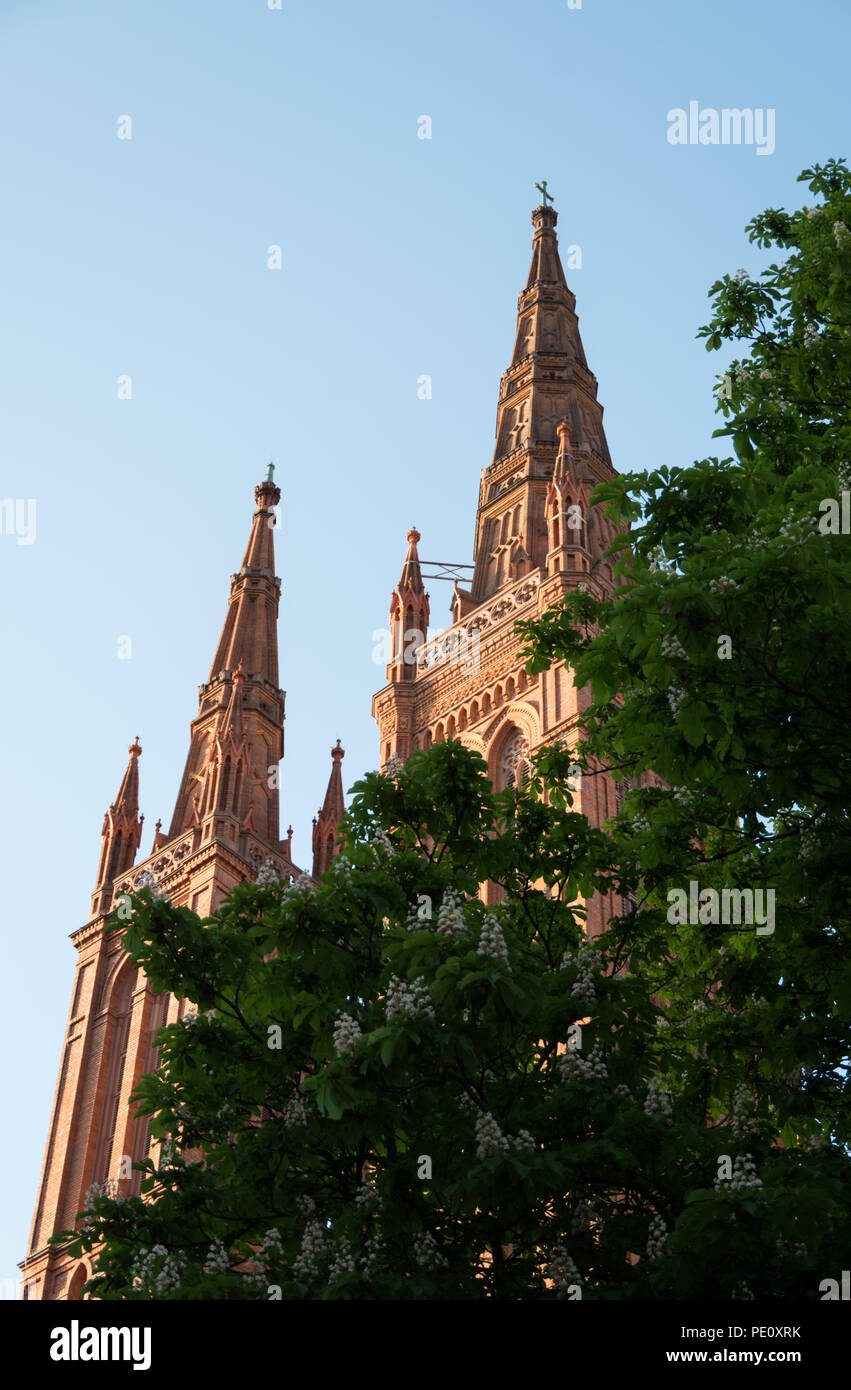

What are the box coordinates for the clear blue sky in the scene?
[1,0,847,1292]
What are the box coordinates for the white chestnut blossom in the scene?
[544,1245,581,1298]
[562,939,599,1009]
[647,545,674,575]
[332,1011,362,1056]
[256,1228,284,1267]
[292,1218,327,1283]
[283,1093,308,1128]
[667,684,687,716]
[202,1239,231,1275]
[383,752,405,781]
[436,887,467,942]
[731,1084,759,1140]
[386,974,434,1023]
[413,1230,448,1271]
[256,858,279,884]
[798,827,818,862]
[661,634,688,662]
[354,1175,378,1209]
[371,826,395,858]
[646,1214,668,1260]
[778,510,818,540]
[644,1078,673,1124]
[331,856,355,886]
[716,1153,763,1193]
[328,1238,357,1283]
[130,1245,184,1296]
[360,1232,385,1280]
[477,914,510,968]
[559,1043,607,1083]
[474,1111,511,1159]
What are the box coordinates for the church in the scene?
[20,194,625,1299]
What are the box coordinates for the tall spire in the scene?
[470,195,614,601]
[312,740,346,877]
[387,527,431,682]
[169,472,286,846]
[207,472,281,683]
[92,737,144,912]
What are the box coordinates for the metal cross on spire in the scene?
[535,180,554,207]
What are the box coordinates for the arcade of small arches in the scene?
[411,667,536,753]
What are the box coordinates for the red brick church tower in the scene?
[20,466,305,1301]
[22,195,627,1301]
[373,196,626,922]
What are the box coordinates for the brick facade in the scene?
[22,201,628,1300]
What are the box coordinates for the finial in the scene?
[129,736,142,757]
[332,738,345,761]
[265,461,275,483]
[535,180,554,208]
[407,526,421,546]
[557,419,572,447]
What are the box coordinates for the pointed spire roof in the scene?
[388,528,430,680]
[93,737,144,897]
[524,203,572,295]
[391,527,429,617]
[208,471,282,683]
[470,193,615,597]
[312,740,346,877]
[496,198,602,452]
[397,527,425,595]
[113,735,142,819]
[321,739,345,820]
[168,469,285,843]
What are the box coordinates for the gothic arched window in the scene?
[496,727,530,792]
[95,964,137,1187]
[614,774,635,815]
[131,989,170,1195]
[67,1264,88,1301]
